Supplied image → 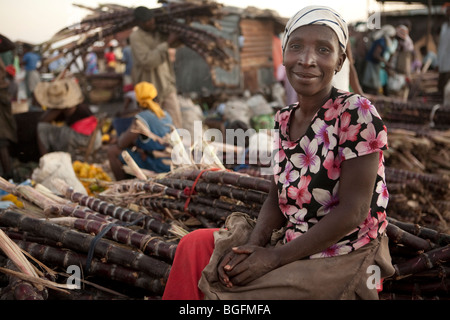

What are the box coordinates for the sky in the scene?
[0,0,425,43]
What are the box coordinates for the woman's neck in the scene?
[296,87,333,116]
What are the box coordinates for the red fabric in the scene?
[162,228,218,300]
[70,115,98,136]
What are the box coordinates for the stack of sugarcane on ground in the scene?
[371,96,450,130]
[0,163,449,300]
[382,123,450,234]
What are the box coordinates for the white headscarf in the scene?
[282,5,348,54]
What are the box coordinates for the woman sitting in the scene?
[162,5,395,300]
[107,81,173,180]
[34,77,101,157]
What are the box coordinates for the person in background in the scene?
[104,46,116,73]
[163,5,394,300]
[395,25,414,79]
[0,34,18,179]
[85,48,99,75]
[121,38,133,86]
[21,43,41,101]
[437,3,450,96]
[332,40,364,95]
[34,77,102,157]
[362,25,397,95]
[107,81,173,180]
[130,6,183,129]
[420,46,438,72]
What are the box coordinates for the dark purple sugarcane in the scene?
[0,210,171,280]
[15,240,165,295]
[66,218,177,261]
[63,187,174,237]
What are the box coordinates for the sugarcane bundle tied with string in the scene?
[41,1,236,74]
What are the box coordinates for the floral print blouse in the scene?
[272,88,389,259]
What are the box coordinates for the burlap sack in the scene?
[198,212,395,300]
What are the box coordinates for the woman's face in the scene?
[283,25,345,98]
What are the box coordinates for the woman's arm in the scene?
[217,176,285,287]
[117,120,140,149]
[247,176,286,246]
[273,151,379,266]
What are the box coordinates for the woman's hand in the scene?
[218,245,280,288]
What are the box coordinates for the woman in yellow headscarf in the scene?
[107,81,173,180]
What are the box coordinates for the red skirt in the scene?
[162,228,218,300]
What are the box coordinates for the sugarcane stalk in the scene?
[14,240,165,295]
[386,223,434,252]
[58,182,178,237]
[54,203,120,224]
[152,177,268,205]
[0,210,171,280]
[392,244,450,279]
[131,179,261,216]
[388,217,450,246]
[383,278,450,294]
[0,260,47,300]
[50,217,177,261]
[141,197,230,222]
[167,169,271,193]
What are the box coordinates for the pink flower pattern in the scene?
[291,137,320,175]
[273,89,389,259]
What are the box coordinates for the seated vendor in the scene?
[34,77,102,157]
[107,81,173,180]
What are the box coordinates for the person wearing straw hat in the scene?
[163,5,394,300]
[107,81,173,180]
[34,77,102,157]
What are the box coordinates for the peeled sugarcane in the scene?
[0,210,171,281]
[50,217,177,261]
[14,240,165,295]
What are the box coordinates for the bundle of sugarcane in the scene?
[96,167,450,300]
[0,177,182,299]
[41,1,236,73]
[371,96,450,130]
[1,164,449,300]
[380,217,450,300]
[384,123,450,177]
[382,123,450,233]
